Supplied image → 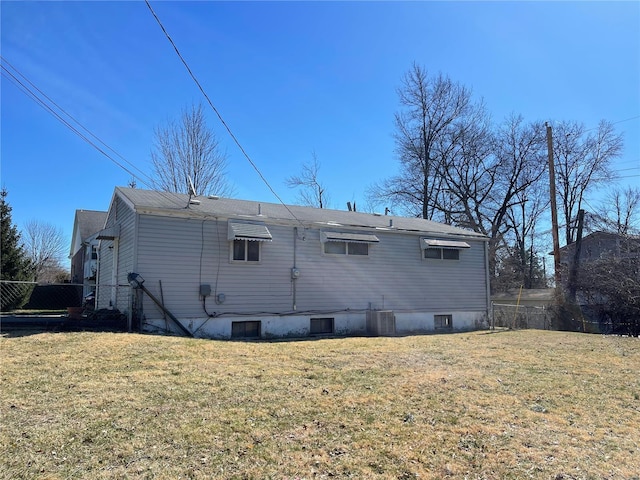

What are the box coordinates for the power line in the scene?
[144,0,305,228]
[611,115,640,126]
[1,56,153,186]
[1,57,188,211]
[580,114,640,134]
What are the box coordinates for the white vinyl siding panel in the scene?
[96,196,136,311]
[131,214,487,319]
[135,216,295,317]
[294,230,487,312]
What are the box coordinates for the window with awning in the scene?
[321,231,379,243]
[228,222,272,263]
[420,238,470,260]
[420,238,470,249]
[321,231,379,256]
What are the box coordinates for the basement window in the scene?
[231,321,261,338]
[434,314,453,330]
[310,317,334,335]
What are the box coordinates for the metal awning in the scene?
[228,222,272,241]
[321,231,380,244]
[421,238,470,249]
[96,224,120,240]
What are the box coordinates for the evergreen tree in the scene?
[1,189,32,310]
[1,188,31,280]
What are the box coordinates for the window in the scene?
[231,321,261,338]
[324,241,346,255]
[310,317,334,335]
[321,231,379,256]
[228,221,271,262]
[421,238,469,260]
[442,249,460,260]
[233,239,261,262]
[424,248,459,260]
[348,242,369,256]
[323,241,369,256]
[91,246,98,260]
[434,314,453,330]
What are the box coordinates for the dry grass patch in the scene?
[1,330,639,479]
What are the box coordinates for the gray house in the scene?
[558,230,640,270]
[96,187,490,339]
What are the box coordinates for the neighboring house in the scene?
[555,230,640,334]
[558,231,640,268]
[96,187,491,339]
[69,209,108,296]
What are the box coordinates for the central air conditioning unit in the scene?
[366,310,396,336]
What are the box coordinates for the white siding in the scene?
[294,229,487,313]
[135,215,295,318]
[96,196,136,312]
[132,215,488,324]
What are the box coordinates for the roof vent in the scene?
[189,199,201,205]
[208,195,219,200]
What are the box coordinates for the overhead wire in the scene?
[144,0,306,229]
[579,114,640,134]
[1,57,190,211]
[1,56,153,186]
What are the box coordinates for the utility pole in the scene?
[546,123,562,287]
[568,209,585,302]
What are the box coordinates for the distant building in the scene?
[557,231,640,284]
[69,209,107,296]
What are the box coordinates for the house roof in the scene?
[554,231,640,258]
[557,231,640,251]
[70,209,108,257]
[76,210,108,240]
[113,187,488,241]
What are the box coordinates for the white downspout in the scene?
[484,240,492,328]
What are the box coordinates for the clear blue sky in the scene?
[2,1,639,262]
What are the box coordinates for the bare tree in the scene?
[587,186,640,235]
[438,114,548,289]
[151,103,234,197]
[285,152,330,208]
[500,116,550,288]
[370,64,473,220]
[22,219,67,282]
[553,120,623,245]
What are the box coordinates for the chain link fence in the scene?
[491,303,551,330]
[1,280,83,312]
[1,281,37,311]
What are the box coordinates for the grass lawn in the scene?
[1,329,638,479]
